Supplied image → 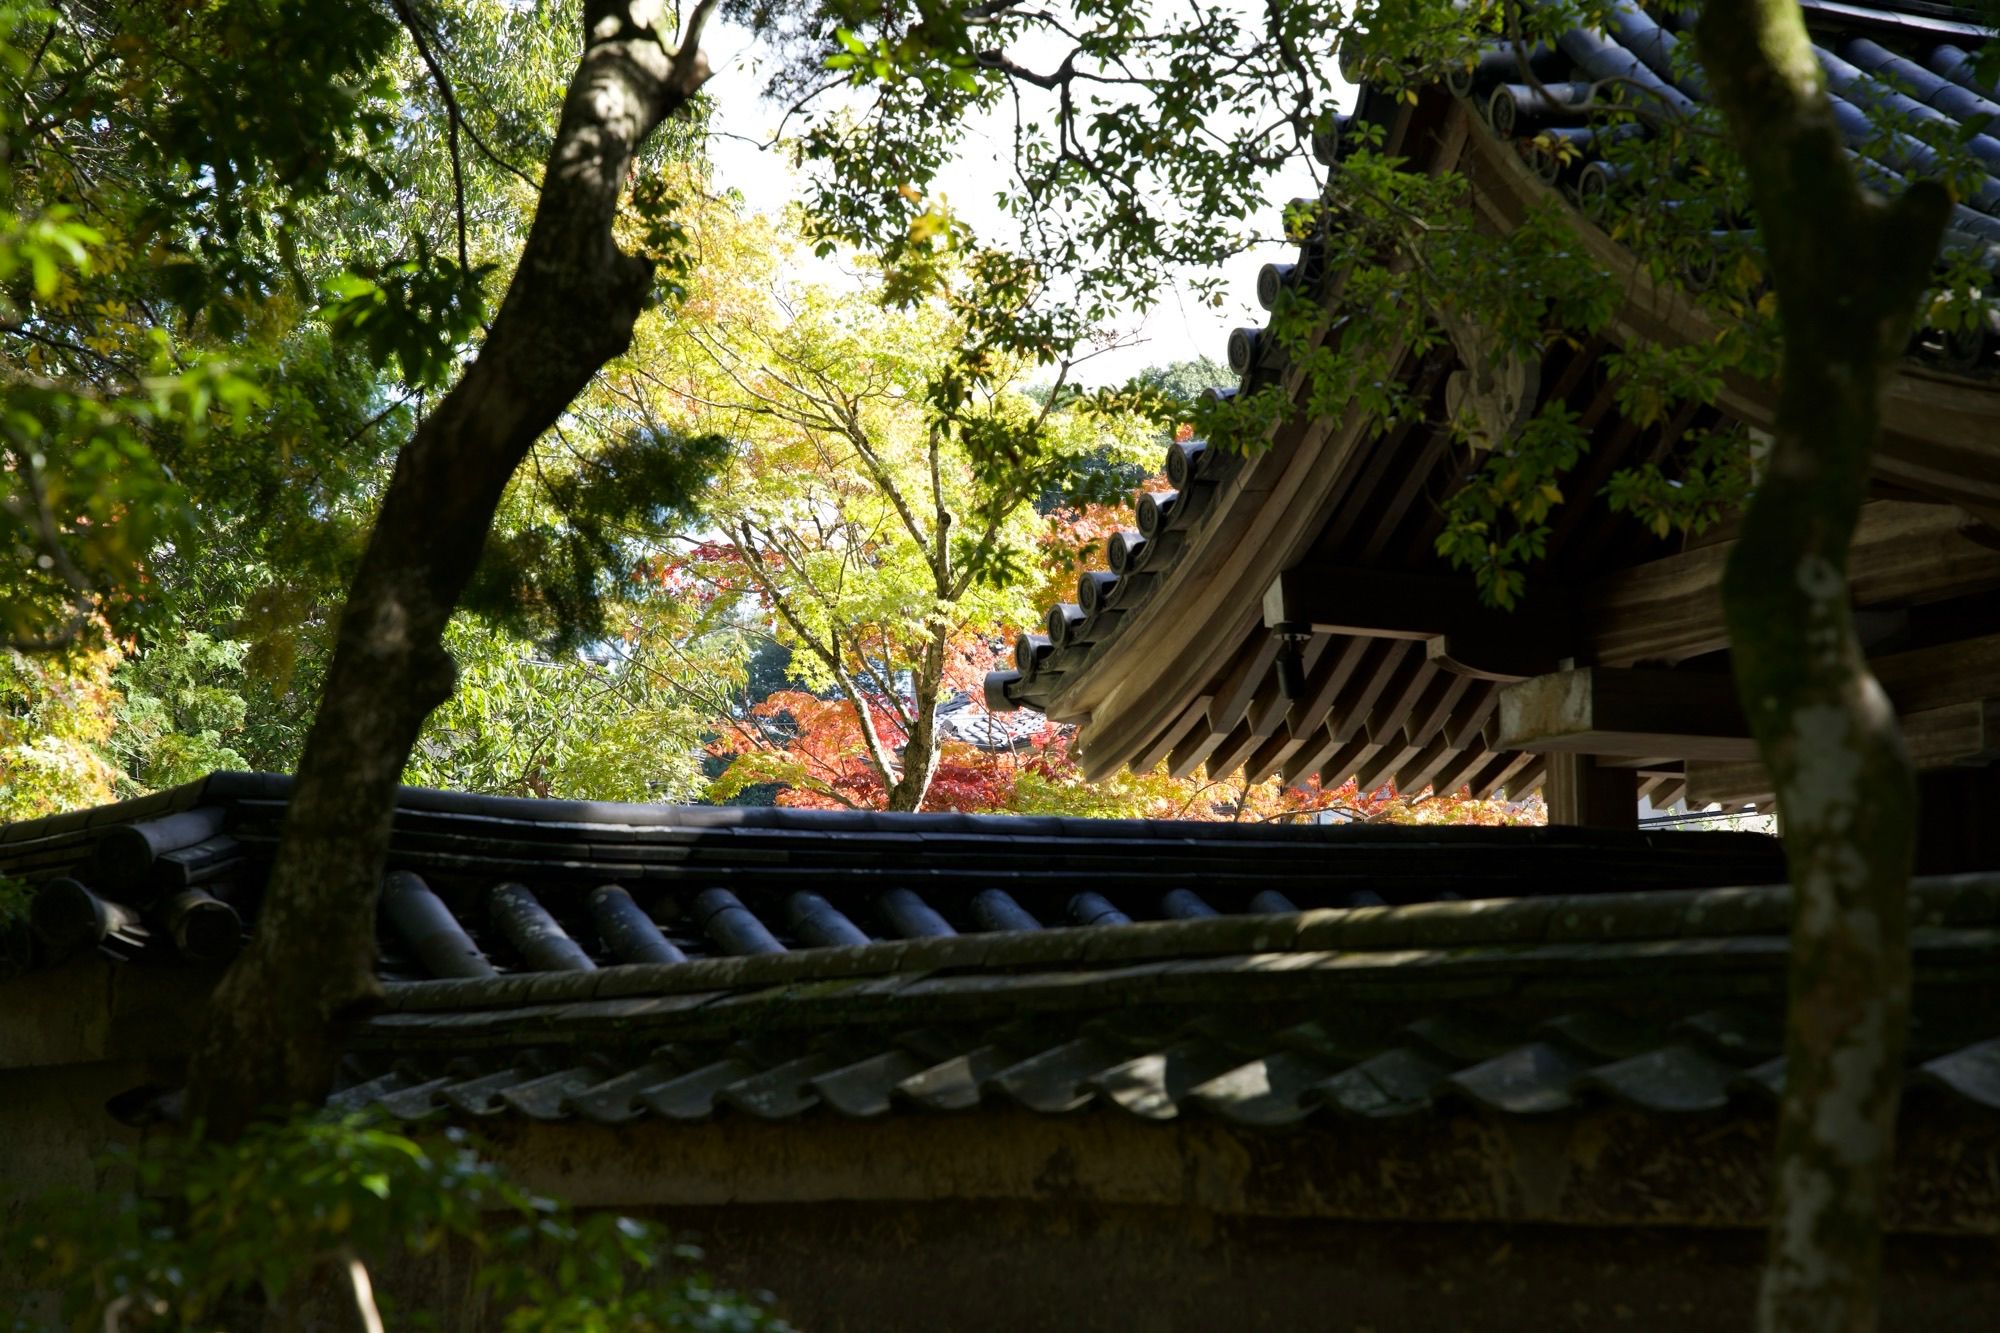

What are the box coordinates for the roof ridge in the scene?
[365,874,2000,1015]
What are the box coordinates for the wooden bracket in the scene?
[1497,668,1755,761]
[1263,564,1572,681]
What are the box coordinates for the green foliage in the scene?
[12,1113,787,1331]
[108,634,252,791]
[0,205,101,311]
[322,254,496,390]
[0,0,736,813]
[1605,426,1757,541]
[406,618,723,803]
[466,427,732,652]
[0,0,597,652]
[0,635,124,820]
[742,0,1997,610]
[1435,404,1589,610]
[0,873,30,928]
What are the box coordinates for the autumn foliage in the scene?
[707,506,1539,825]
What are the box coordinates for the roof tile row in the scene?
[330,1006,2000,1127]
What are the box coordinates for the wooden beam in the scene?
[1205,719,1263,780]
[1264,564,1570,679]
[1282,635,1370,737]
[1423,630,1568,683]
[1404,671,1474,747]
[1209,633,1287,736]
[1444,688,1500,750]
[1497,668,1755,761]
[1246,669,1297,741]
[1329,641,1414,743]
[1544,753,1638,828]
[1687,699,2000,805]
[1394,734,1459,792]
[1167,708,1230,780]
[1126,697,1209,775]
[1500,634,2000,765]
[1363,661,1441,747]
[1310,736,1382,789]
[1431,747,1496,797]
[1470,752,1541,800]
[1240,640,1332,782]
[1872,632,2000,713]
[1355,743,1420,793]
[1243,727,1307,785]
[1280,720,1341,786]
[1582,501,2000,666]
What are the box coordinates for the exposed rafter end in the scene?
[1264,564,1570,682]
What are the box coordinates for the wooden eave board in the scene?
[1036,90,2000,790]
[1460,99,2000,526]
[1048,105,1469,782]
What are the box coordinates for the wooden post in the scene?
[1543,752,1637,828]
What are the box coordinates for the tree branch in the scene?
[184,0,720,1138]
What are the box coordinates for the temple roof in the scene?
[983,0,2000,805]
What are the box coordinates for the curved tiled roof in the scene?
[11,774,2000,1138]
[0,771,1783,978]
[984,0,2000,797]
[333,875,2000,1126]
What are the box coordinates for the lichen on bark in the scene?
[1692,0,1948,1329]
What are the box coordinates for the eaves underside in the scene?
[996,11,2000,794]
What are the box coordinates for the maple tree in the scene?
[622,209,1158,812]
[701,488,1538,824]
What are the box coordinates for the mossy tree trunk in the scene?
[1694,2,1949,1329]
[184,0,718,1140]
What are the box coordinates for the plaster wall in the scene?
[0,1061,152,1323]
[369,1202,2000,1333]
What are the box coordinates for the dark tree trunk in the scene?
[1694,2,1948,1329]
[185,0,718,1138]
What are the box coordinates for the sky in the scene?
[695,18,1338,388]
